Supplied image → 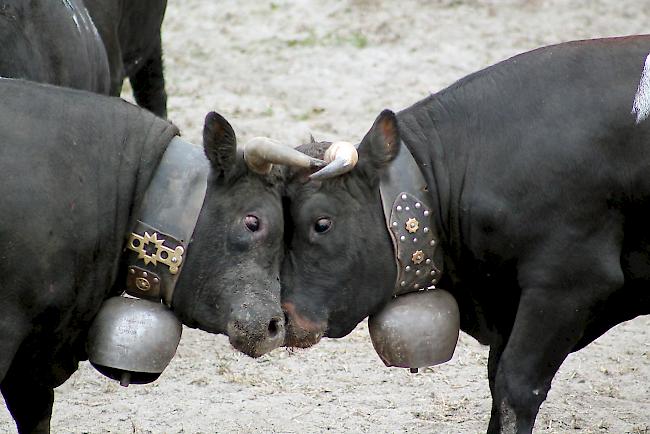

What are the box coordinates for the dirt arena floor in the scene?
[1,0,649,432]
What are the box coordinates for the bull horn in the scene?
[243,137,325,175]
[309,141,358,180]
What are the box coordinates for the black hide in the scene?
[0,0,168,117]
[0,0,110,93]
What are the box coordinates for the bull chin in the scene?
[226,322,285,358]
[283,326,324,348]
[228,335,278,358]
[323,323,358,339]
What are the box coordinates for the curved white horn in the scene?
[309,141,358,180]
[243,137,325,174]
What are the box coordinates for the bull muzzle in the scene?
[227,307,286,358]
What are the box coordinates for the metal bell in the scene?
[368,289,460,370]
[87,296,182,386]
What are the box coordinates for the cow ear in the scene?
[203,111,237,177]
[356,109,400,183]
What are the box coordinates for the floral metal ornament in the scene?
[405,217,419,233]
[411,250,425,265]
[127,231,185,274]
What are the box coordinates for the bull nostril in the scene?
[268,317,283,338]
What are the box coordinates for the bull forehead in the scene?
[214,170,283,203]
[287,177,368,216]
[296,140,332,159]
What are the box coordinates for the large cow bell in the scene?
[368,289,459,371]
[87,296,182,387]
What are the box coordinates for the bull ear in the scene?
[203,111,237,177]
[357,109,400,183]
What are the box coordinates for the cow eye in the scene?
[244,215,260,232]
[314,217,332,234]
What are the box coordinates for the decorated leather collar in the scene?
[379,141,442,296]
[123,136,209,306]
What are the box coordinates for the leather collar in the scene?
[123,136,209,306]
[379,141,442,296]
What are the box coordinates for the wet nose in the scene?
[226,309,285,358]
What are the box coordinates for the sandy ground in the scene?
[2,0,650,432]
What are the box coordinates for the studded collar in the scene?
[123,136,210,306]
[379,141,442,296]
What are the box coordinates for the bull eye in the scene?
[244,215,260,232]
[314,217,332,234]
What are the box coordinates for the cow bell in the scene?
[368,289,460,371]
[86,296,182,387]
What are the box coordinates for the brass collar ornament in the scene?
[123,136,210,306]
[128,230,184,274]
[379,141,442,296]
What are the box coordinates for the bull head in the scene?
[281,110,459,370]
[89,111,325,386]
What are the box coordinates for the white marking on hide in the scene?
[632,53,650,124]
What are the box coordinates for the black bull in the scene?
[0,79,286,433]
[281,35,650,433]
[85,0,169,117]
[0,0,168,117]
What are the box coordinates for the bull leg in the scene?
[489,300,586,433]
[488,227,625,434]
[0,313,28,382]
[129,36,168,118]
[0,313,53,434]
[486,338,507,433]
[1,371,54,434]
[488,271,622,433]
[100,30,126,99]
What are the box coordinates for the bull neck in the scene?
[396,96,456,256]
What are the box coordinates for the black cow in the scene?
[281,35,650,433]
[85,0,169,117]
[0,78,306,433]
[0,0,110,93]
[0,0,168,117]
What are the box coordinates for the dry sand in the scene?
[1,0,649,432]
